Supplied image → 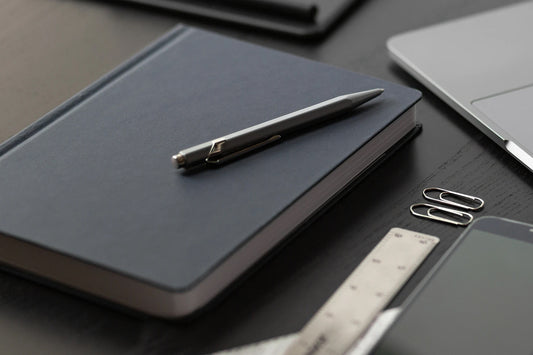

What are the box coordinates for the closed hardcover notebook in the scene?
[119,0,359,37]
[0,26,420,318]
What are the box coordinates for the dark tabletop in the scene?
[0,0,531,354]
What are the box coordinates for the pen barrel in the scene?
[176,90,383,168]
[223,96,356,146]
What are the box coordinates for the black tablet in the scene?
[372,216,533,355]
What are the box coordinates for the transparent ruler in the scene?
[215,228,439,355]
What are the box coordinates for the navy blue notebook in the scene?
[0,26,420,318]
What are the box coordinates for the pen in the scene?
[172,88,384,169]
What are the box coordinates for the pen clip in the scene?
[205,135,281,166]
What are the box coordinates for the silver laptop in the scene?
[387,1,533,171]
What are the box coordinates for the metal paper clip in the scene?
[410,203,474,226]
[422,187,484,211]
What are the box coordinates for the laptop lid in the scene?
[387,1,533,171]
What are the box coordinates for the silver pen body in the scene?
[172,89,383,168]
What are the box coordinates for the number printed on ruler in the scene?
[283,228,439,355]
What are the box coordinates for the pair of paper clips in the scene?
[410,187,484,226]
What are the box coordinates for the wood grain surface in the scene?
[0,0,530,353]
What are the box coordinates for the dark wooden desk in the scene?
[0,0,531,353]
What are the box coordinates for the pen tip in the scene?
[346,88,385,106]
[366,88,385,96]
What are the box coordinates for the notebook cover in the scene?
[0,26,419,296]
[117,0,360,37]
